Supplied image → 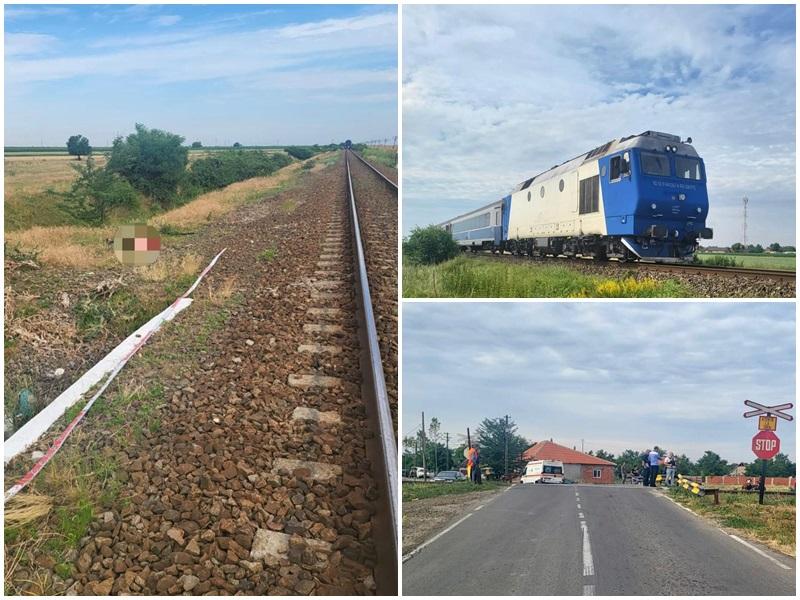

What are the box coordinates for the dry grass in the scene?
[137,253,201,282]
[5,225,115,268]
[207,275,239,306]
[4,493,53,527]
[151,161,303,229]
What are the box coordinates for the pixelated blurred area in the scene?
[114,224,160,265]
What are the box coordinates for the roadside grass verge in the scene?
[403,480,508,502]
[695,253,795,271]
[403,256,691,298]
[667,488,796,556]
[360,146,397,169]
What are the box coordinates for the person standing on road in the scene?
[664,451,677,486]
[641,451,651,486]
[648,448,661,487]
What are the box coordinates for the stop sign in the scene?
[752,430,780,460]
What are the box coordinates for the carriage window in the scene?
[452,213,491,233]
[641,152,670,176]
[559,179,564,192]
[676,157,702,180]
[610,154,630,180]
[540,186,545,198]
[579,176,599,214]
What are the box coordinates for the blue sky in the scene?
[403,303,795,463]
[403,4,796,247]
[5,4,397,146]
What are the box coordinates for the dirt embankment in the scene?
[402,488,505,555]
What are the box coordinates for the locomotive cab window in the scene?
[641,152,670,176]
[676,156,703,180]
[610,153,630,181]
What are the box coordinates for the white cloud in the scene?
[4,6,69,20]
[5,32,58,57]
[151,15,182,27]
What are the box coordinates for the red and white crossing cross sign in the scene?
[743,400,794,422]
[752,430,780,460]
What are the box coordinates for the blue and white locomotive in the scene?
[440,131,713,261]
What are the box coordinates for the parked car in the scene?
[409,467,431,478]
[432,470,465,482]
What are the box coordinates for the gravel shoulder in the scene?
[402,487,505,555]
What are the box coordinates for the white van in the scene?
[520,460,564,484]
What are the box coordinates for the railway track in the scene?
[470,251,795,281]
[5,153,398,595]
[619,261,795,281]
[342,149,398,588]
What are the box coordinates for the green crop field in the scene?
[403,256,692,298]
[696,252,795,271]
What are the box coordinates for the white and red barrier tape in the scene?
[4,249,226,501]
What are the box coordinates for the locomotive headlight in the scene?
[696,207,702,214]
[651,203,657,210]
[674,230,680,238]
[678,193,686,201]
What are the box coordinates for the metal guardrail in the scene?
[344,150,399,561]
[350,150,398,192]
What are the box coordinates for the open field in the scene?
[404,255,691,297]
[696,252,795,271]
[667,487,796,556]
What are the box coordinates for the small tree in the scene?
[731,243,744,253]
[403,225,460,265]
[233,142,242,148]
[58,158,138,225]
[285,146,315,160]
[191,141,203,149]
[66,135,92,160]
[695,450,729,476]
[106,123,188,207]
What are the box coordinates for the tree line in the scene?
[59,126,351,225]
[402,414,797,479]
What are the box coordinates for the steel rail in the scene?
[350,150,398,191]
[344,150,399,561]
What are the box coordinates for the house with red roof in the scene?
[521,440,616,484]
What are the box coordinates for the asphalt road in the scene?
[402,484,795,596]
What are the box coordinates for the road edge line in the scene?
[402,484,513,563]
[401,512,473,563]
[659,490,793,571]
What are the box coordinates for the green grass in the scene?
[668,488,795,555]
[258,247,278,262]
[403,480,508,502]
[403,256,692,298]
[360,146,397,169]
[696,253,795,271]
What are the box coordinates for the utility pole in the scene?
[445,432,450,470]
[504,415,509,479]
[742,196,749,247]
[421,412,427,481]
[581,439,584,453]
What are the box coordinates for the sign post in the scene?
[743,401,793,505]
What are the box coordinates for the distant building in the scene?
[521,440,616,484]
[730,462,747,476]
